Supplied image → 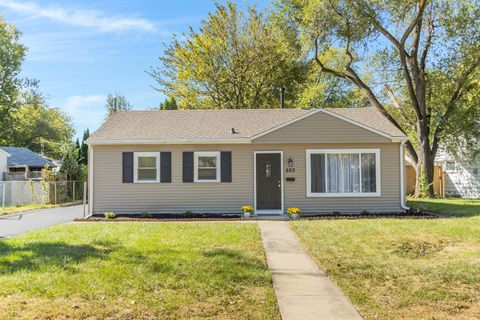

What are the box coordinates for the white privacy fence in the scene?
[0,181,86,207]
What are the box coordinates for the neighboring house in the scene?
[0,148,10,180]
[86,108,408,215]
[435,147,480,198]
[0,147,57,181]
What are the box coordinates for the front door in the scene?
[256,153,282,212]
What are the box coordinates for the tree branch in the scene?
[420,15,434,70]
[314,36,351,80]
[384,84,415,130]
[432,59,480,154]
[355,2,411,59]
[401,0,427,45]
[355,2,423,119]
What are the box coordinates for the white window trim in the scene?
[306,149,381,197]
[134,152,160,183]
[194,151,221,182]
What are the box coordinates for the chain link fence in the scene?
[0,181,86,207]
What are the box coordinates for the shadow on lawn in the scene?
[407,199,480,217]
[0,240,120,274]
[202,248,271,285]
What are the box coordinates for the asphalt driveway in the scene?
[0,205,84,238]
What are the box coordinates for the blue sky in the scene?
[0,0,266,139]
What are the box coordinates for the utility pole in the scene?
[279,87,285,109]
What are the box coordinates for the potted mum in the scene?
[241,205,254,218]
[287,207,301,220]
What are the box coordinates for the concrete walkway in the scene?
[0,205,84,238]
[258,221,362,320]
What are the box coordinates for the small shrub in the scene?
[104,212,116,219]
[332,211,341,215]
[241,205,254,213]
[184,210,194,218]
[360,209,369,215]
[408,207,425,215]
[141,211,152,218]
[287,207,301,215]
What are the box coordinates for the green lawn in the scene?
[407,197,480,217]
[291,217,480,320]
[0,222,279,320]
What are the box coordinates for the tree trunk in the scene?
[413,133,435,197]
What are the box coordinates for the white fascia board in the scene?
[87,138,252,145]
[391,136,409,142]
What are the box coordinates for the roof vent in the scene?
[230,128,238,134]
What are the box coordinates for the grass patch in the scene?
[407,197,480,217]
[291,218,480,319]
[0,222,279,319]
[0,202,81,216]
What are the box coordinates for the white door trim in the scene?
[253,151,284,215]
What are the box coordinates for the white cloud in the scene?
[62,95,106,133]
[0,0,157,33]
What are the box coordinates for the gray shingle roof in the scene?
[0,147,57,168]
[87,107,406,144]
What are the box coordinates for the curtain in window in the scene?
[311,154,325,193]
[361,153,376,192]
[327,154,360,193]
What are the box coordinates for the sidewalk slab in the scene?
[258,221,363,320]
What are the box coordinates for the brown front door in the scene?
[256,153,282,210]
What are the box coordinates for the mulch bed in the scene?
[300,212,446,220]
[74,211,449,222]
[75,213,242,222]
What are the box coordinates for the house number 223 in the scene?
[286,168,295,173]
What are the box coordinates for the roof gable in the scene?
[253,109,394,144]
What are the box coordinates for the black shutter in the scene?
[160,152,172,183]
[122,152,134,183]
[221,151,232,182]
[183,152,194,182]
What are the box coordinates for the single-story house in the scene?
[405,145,480,198]
[0,146,57,181]
[434,147,480,198]
[86,107,409,215]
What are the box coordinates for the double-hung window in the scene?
[134,152,160,183]
[194,151,220,182]
[307,149,380,197]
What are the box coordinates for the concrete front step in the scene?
[242,215,289,221]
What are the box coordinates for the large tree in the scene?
[159,96,178,110]
[279,0,480,197]
[105,92,132,117]
[79,128,90,165]
[150,2,306,109]
[10,90,74,158]
[0,16,27,143]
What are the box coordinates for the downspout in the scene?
[399,141,410,210]
[88,144,94,215]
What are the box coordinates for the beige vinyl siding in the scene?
[92,142,402,214]
[253,111,391,144]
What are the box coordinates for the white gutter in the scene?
[87,138,252,145]
[399,141,410,210]
[88,145,94,215]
